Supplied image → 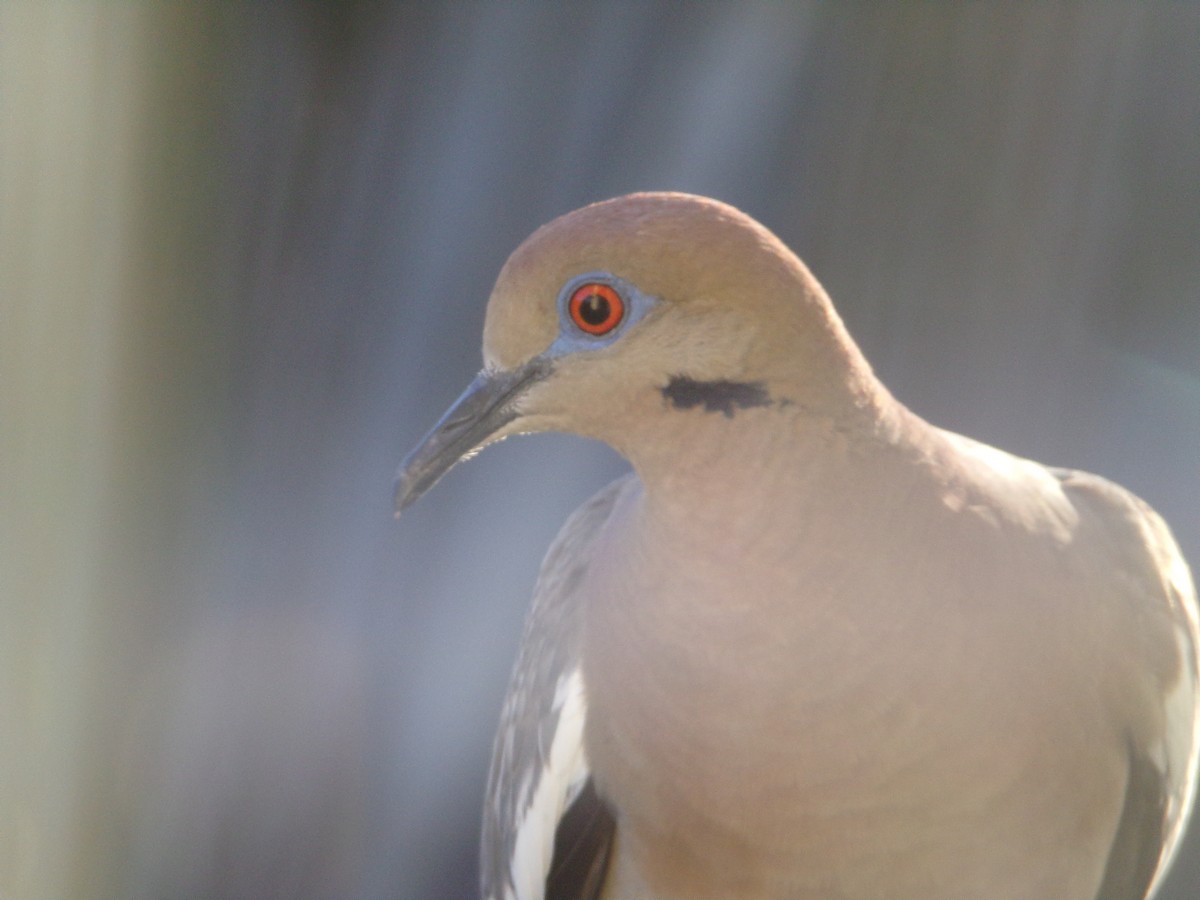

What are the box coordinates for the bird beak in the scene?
[394,357,553,515]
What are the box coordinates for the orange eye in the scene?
[568,282,625,336]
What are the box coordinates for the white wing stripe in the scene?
[509,669,590,900]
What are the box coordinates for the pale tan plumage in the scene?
[395,192,1199,899]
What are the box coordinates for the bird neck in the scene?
[617,369,906,531]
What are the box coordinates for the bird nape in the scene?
[394,192,1199,900]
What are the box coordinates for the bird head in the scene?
[394,192,875,513]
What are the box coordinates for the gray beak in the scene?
[393,357,552,514]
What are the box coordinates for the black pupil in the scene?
[579,292,611,326]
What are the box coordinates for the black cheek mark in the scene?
[660,375,774,418]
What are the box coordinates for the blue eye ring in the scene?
[549,272,658,357]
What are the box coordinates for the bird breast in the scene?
[577,443,1128,898]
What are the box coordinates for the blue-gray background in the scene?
[4,3,1198,898]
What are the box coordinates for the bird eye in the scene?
[568,282,625,336]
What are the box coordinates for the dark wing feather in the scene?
[546,778,616,900]
[1095,743,1168,900]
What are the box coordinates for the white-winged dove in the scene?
[394,193,1199,899]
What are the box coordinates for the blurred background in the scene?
[3,2,1198,897]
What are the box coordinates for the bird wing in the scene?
[1052,470,1200,900]
[481,476,629,900]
